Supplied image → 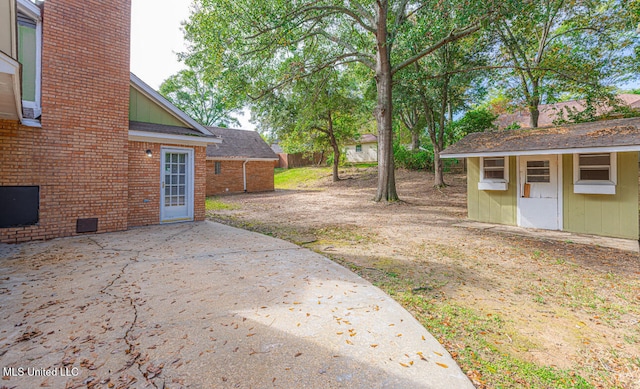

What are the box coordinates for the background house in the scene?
[345,134,378,163]
[206,127,278,195]
[0,0,219,243]
[441,117,640,240]
[496,94,640,129]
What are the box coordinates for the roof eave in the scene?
[441,144,640,159]
[129,130,222,146]
[206,157,278,161]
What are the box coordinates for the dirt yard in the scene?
[207,167,640,388]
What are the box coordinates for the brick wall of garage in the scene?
[0,0,131,243]
[206,160,275,196]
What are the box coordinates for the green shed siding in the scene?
[562,152,639,239]
[129,86,185,127]
[467,156,517,225]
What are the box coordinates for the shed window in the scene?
[578,154,610,181]
[573,153,617,195]
[214,161,221,175]
[355,145,362,152]
[483,157,505,179]
[478,156,509,191]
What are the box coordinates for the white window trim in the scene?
[479,156,509,191]
[573,152,617,195]
[17,0,42,121]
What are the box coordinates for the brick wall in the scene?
[194,146,207,221]
[128,142,207,227]
[246,162,275,193]
[127,142,160,227]
[0,0,131,243]
[206,160,274,196]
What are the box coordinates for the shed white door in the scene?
[161,148,194,222]
[518,155,560,230]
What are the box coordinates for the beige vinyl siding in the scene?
[0,0,16,58]
[562,152,639,239]
[467,157,517,225]
[129,86,185,127]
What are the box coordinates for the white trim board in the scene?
[129,130,221,146]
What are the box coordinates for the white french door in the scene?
[160,147,194,222]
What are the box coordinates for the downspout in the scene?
[243,159,249,192]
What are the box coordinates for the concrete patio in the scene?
[0,221,473,388]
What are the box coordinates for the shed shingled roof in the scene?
[440,117,640,157]
[206,127,278,159]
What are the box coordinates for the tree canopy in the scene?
[183,0,523,201]
[159,68,243,127]
[177,0,638,194]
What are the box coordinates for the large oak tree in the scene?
[183,0,520,201]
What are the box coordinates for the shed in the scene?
[440,117,640,240]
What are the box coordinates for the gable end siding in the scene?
[129,86,185,127]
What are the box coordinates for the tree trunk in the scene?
[327,112,340,182]
[433,77,449,187]
[529,106,540,128]
[411,131,420,151]
[373,2,398,202]
[433,146,444,186]
[529,81,540,128]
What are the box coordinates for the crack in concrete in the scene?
[87,236,106,250]
[163,223,196,243]
[99,255,159,388]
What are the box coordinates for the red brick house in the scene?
[0,0,220,243]
[206,127,278,195]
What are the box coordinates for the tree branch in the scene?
[392,20,485,75]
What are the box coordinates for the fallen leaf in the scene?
[436,362,449,368]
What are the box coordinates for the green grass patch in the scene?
[343,162,378,168]
[393,292,593,389]
[274,167,331,190]
[205,197,239,211]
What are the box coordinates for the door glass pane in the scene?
[526,160,550,183]
[163,152,189,212]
